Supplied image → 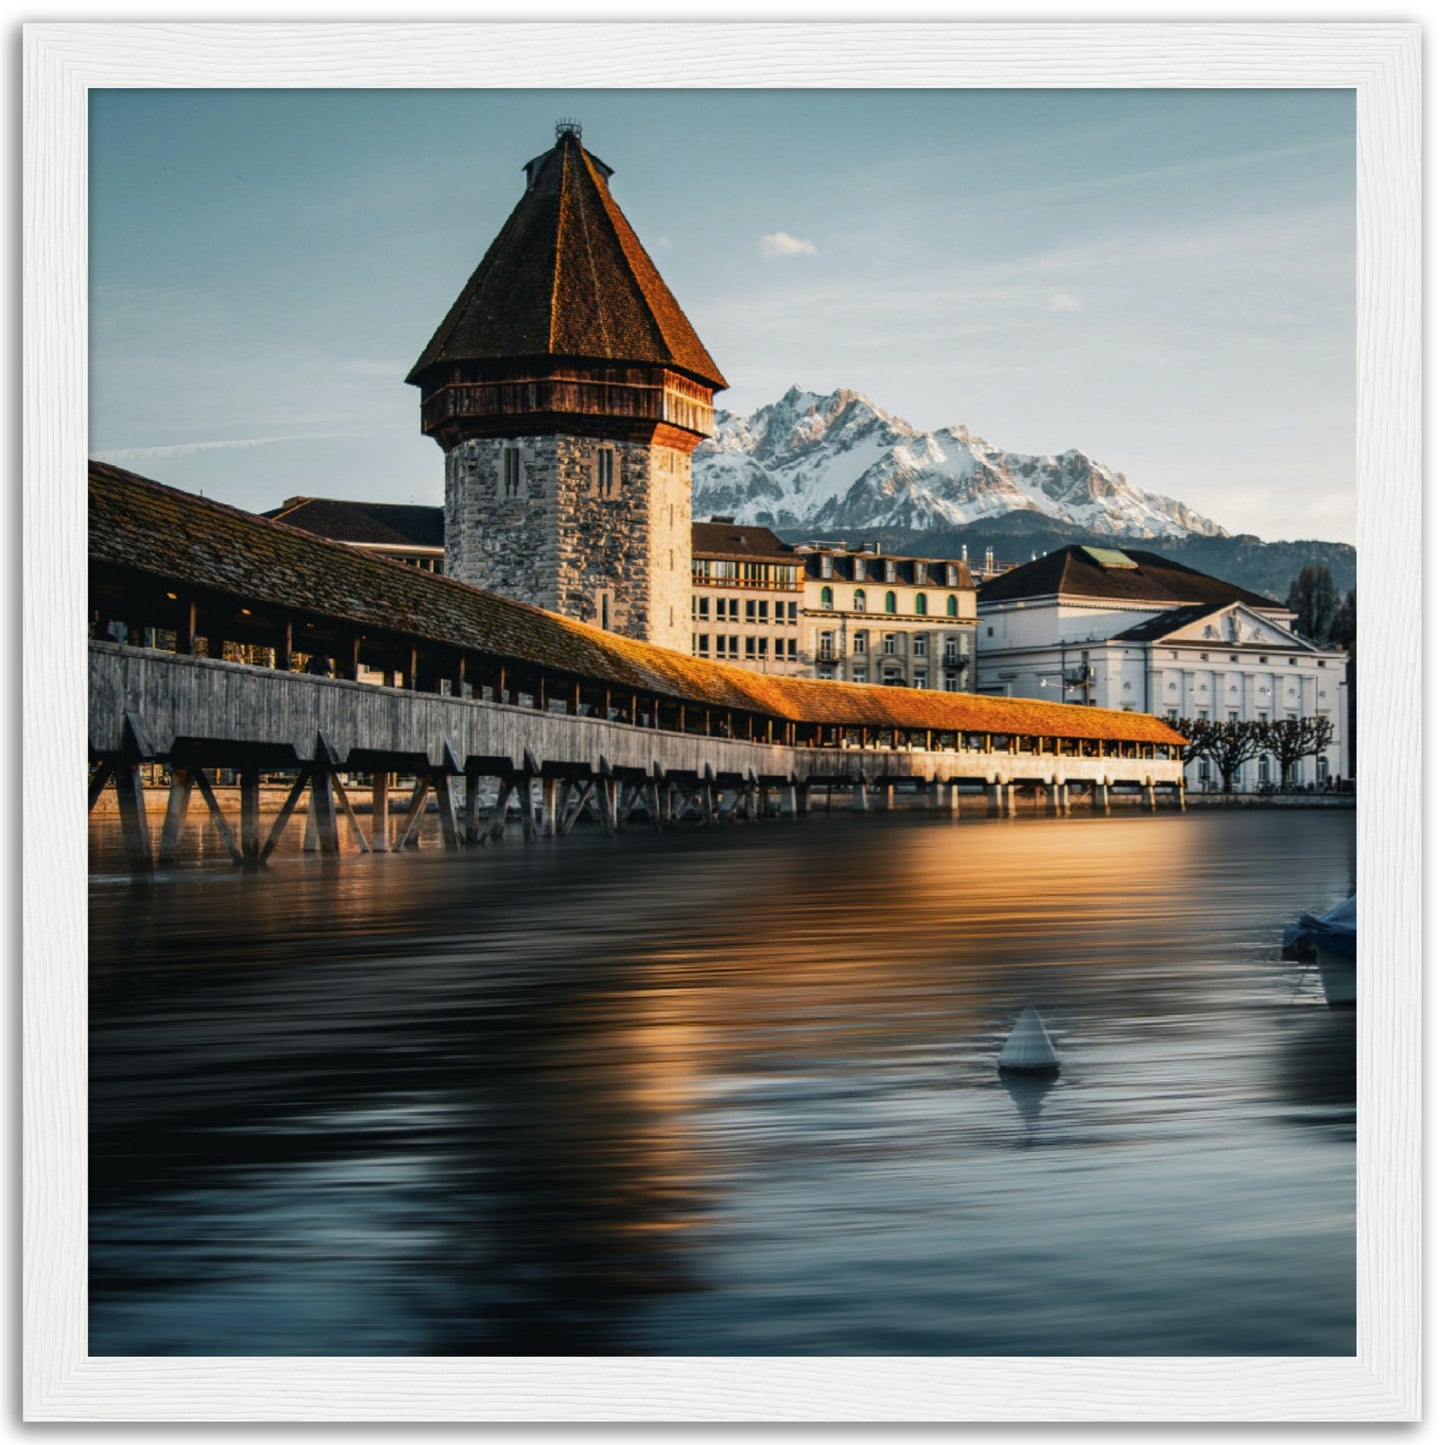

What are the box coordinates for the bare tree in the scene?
[1170,717,1270,793]
[1259,716,1335,788]
[1286,565,1340,645]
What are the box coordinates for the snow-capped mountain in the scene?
[692,386,1227,539]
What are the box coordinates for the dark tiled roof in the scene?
[804,553,975,589]
[691,522,796,560]
[88,462,1180,747]
[262,497,444,549]
[408,131,727,391]
[976,546,1280,611]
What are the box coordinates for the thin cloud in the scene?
[760,231,817,258]
[1050,292,1083,312]
[92,434,342,463]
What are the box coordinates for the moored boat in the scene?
[1282,894,1356,1008]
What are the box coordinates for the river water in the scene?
[89,807,1355,1356]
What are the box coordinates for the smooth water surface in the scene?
[89,809,1355,1355]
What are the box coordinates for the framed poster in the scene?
[23,20,1420,1423]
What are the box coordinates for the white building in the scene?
[975,545,1350,790]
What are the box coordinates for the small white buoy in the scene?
[998,1004,1060,1075]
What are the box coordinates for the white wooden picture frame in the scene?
[23,21,1420,1422]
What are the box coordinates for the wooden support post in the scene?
[392,777,430,850]
[157,766,194,862]
[276,617,293,672]
[371,773,392,850]
[332,774,372,852]
[114,760,154,871]
[540,776,558,837]
[1144,782,1157,812]
[488,781,517,840]
[851,780,870,812]
[463,773,482,844]
[433,772,461,849]
[1176,784,1188,812]
[987,782,1004,818]
[239,766,262,867]
[88,760,115,814]
[190,767,243,863]
[881,781,896,811]
[258,769,312,864]
[600,778,619,834]
[520,774,537,841]
[309,766,341,856]
[1094,782,1110,813]
[1003,782,1016,817]
[559,780,592,836]
[177,599,197,655]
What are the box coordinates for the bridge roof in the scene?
[89,462,1182,747]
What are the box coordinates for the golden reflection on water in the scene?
[90,810,1355,1356]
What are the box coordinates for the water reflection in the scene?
[90,810,1356,1355]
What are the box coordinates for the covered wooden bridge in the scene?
[88,463,1187,868]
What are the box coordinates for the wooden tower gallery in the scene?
[408,122,727,654]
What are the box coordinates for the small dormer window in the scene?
[820,555,833,579]
[502,445,521,498]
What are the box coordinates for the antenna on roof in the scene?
[555,118,583,142]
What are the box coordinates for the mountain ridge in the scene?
[693,385,1229,540]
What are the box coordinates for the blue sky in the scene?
[89,87,1355,542]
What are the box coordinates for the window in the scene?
[745,637,758,658]
[913,671,928,688]
[946,594,959,617]
[884,591,897,614]
[775,637,786,658]
[884,559,897,582]
[854,556,868,581]
[914,593,927,615]
[820,586,834,609]
[787,639,797,659]
[697,634,709,656]
[852,667,868,684]
[787,602,797,623]
[986,625,993,637]
[1289,657,1298,665]
[727,636,739,657]
[820,555,834,579]
[913,636,927,658]
[697,596,710,621]
[502,446,521,498]
[884,634,897,656]
[595,588,615,631]
[774,600,785,623]
[595,446,615,497]
[745,600,758,623]
[947,564,959,586]
[943,638,960,663]
[1259,656,1269,664]
[727,598,739,621]
[819,634,835,661]
[943,675,960,692]
[716,635,725,655]
[853,588,866,611]
[853,633,867,655]
[914,561,928,584]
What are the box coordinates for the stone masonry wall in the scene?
[444,432,693,654]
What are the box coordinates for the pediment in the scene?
[1163,604,1309,651]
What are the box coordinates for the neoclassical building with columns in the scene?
[974,545,1350,790]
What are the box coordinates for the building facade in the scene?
[797,545,978,690]
[407,122,727,655]
[975,545,1351,788]
[690,520,805,671]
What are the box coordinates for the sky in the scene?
[88,87,1356,543]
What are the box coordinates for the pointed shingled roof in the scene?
[408,128,727,391]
